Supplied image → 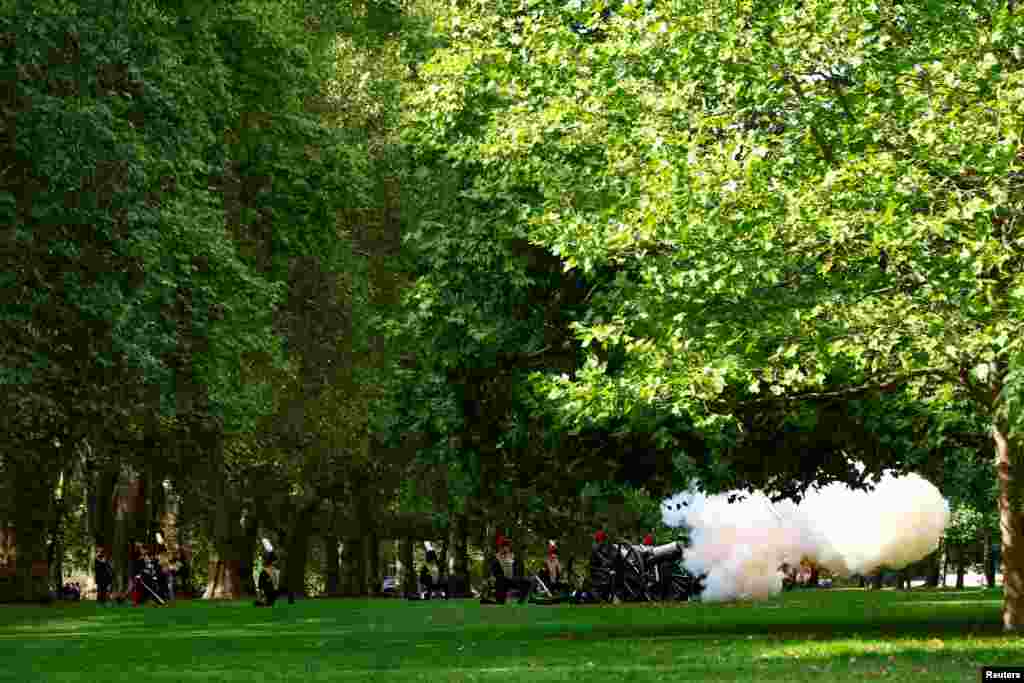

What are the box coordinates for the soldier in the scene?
[94,546,113,605]
[254,544,294,607]
[495,536,534,604]
[544,540,562,586]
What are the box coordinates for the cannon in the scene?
[639,541,684,564]
[589,540,702,602]
[633,542,701,601]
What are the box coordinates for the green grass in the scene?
[0,589,1018,682]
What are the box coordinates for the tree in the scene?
[1,0,398,599]
[0,0,292,599]
[405,0,1024,628]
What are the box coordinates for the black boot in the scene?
[519,580,534,604]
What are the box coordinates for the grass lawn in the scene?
[0,588,1018,682]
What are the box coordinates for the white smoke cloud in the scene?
[662,472,950,602]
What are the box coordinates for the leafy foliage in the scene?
[405,0,1024,491]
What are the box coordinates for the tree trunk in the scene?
[438,537,448,582]
[112,504,130,594]
[985,538,997,588]
[91,467,119,552]
[955,547,966,589]
[282,508,316,599]
[341,536,365,596]
[512,515,525,578]
[324,535,340,596]
[204,492,244,599]
[926,547,941,587]
[994,420,1024,631]
[238,515,258,597]
[943,547,950,587]
[205,556,243,599]
[13,458,54,602]
[366,530,379,596]
[400,536,415,598]
[450,515,471,597]
[49,475,67,596]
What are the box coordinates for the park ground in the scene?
[0,589,1018,682]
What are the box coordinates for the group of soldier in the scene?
[92,543,191,606]
[482,529,662,605]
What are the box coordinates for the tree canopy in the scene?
[402,0,1024,627]
[4,0,1024,631]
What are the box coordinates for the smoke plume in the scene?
[662,472,950,602]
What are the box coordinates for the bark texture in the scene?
[994,421,1024,631]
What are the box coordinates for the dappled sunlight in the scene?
[900,600,1003,607]
[755,634,1024,666]
[1,618,126,633]
[0,592,1014,681]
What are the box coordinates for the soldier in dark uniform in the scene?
[94,547,113,605]
[254,550,295,607]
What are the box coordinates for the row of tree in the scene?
[0,0,677,603]
[0,0,403,599]
[3,0,1023,631]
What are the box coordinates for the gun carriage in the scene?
[589,540,702,602]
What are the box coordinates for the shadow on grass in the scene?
[0,589,1007,646]
[568,617,1004,643]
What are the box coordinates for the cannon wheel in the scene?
[664,564,693,601]
[617,543,648,602]
[590,564,616,602]
[589,545,618,602]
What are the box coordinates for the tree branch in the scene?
[785,74,835,164]
[739,367,952,407]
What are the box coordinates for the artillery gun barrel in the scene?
[623,541,683,564]
[649,541,683,563]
